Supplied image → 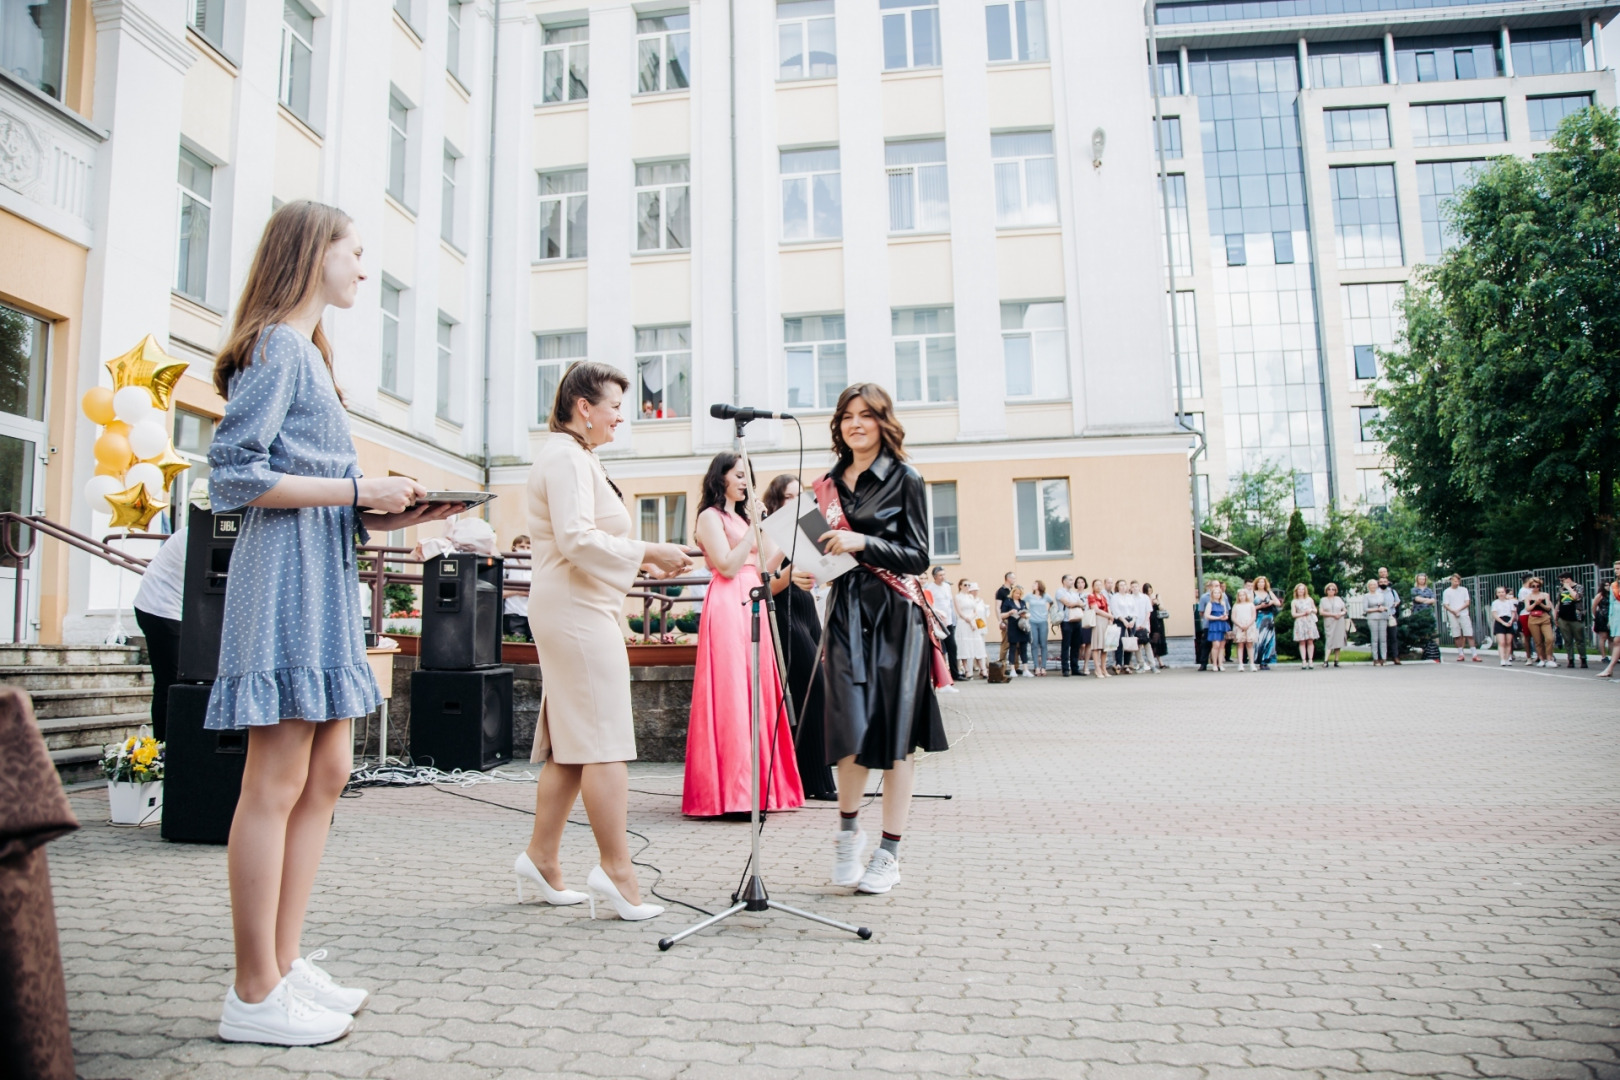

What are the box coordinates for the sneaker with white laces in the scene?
[831,829,868,887]
[219,976,355,1046]
[286,950,369,1015]
[856,848,901,894]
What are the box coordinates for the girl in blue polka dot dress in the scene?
[206,202,460,1046]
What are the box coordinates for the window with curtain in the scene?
[886,140,949,233]
[536,332,586,424]
[635,326,692,419]
[176,148,213,302]
[635,161,691,252]
[991,131,1057,227]
[190,0,226,50]
[784,315,847,411]
[539,169,588,260]
[1014,479,1071,555]
[279,1,315,121]
[881,0,940,71]
[638,494,689,545]
[637,12,691,93]
[541,24,589,102]
[985,1,1046,63]
[781,148,842,240]
[778,0,835,80]
[892,307,956,404]
[1001,302,1067,400]
[4,0,68,98]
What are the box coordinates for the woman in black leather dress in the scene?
[763,473,837,801]
[814,384,948,895]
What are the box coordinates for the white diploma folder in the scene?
[760,493,859,586]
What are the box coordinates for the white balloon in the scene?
[112,386,155,425]
[125,462,164,497]
[128,419,168,460]
[84,475,124,513]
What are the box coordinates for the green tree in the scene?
[1202,464,1293,588]
[1376,106,1620,569]
[1273,509,1311,657]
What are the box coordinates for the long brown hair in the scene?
[214,200,353,399]
[830,382,906,462]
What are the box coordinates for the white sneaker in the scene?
[832,829,868,887]
[1021,669,1034,678]
[856,848,901,894]
[219,977,355,1046]
[286,950,369,1015]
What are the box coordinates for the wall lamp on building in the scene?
[1091,127,1107,170]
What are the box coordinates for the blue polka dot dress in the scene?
[203,324,381,730]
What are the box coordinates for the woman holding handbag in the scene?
[1000,585,1032,677]
[1085,578,1112,678]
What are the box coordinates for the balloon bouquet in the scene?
[81,336,190,531]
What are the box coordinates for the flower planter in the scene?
[626,643,697,667]
[108,780,163,826]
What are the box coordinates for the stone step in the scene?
[0,665,153,692]
[25,686,154,720]
[50,745,108,788]
[37,711,152,752]
[0,644,143,667]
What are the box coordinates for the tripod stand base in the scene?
[657,881,872,951]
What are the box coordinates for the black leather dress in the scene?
[821,451,949,770]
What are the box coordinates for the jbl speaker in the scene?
[409,667,513,772]
[160,683,247,844]
[176,504,243,683]
[420,553,503,670]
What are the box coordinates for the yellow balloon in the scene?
[82,386,116,425]
[104,419,131,439]
[104,480,168,531]
[94,460,126,478]
[94,428,134,470]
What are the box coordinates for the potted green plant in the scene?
[102,734,164,826]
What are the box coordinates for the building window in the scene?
[1324,107,1389,151]
[380,282,405,398]
[637,12,690,93]
[1158,173,1191,276]
[1411,101,1505,147]
[1394,36,1498,83]
[0,304,46,423]
[1356,405,1382,444]
[1528,94,1591,140]
[435,316,455,422]
[446,1,464,81]
[1416,159,1483,259]
[1015,478,1070,556]
[190,0,226,50]
[778,0,835,80]
[882,0,939,71]
[892,307,956,404]
[176,148,213,303]
[441,144,459,245]
[1154,116,1182,159]
[279,1,315,122]
[171,408,215,512]
[1511,27,1585,76]
[1273,230,1294,263]
[1224,232,1246,267]
[1001,302,1066,400]
[1165,292,1200,397]
[927,481,958,559]
[541,23,589,102]
[985,1,1046,63]
[1358,468,1388,508]
[781,148,842,240]
[1308,42,1385,88]
[635,326,692,419]
[1341,282,1403,382]
[992,131,1057,227]
[539,169,588,260]
[784,315,847,411]
[885,140,948,233]
[5,0,68,98]
[393,0,413,27]
[1331,164,1402,270]
[638,494,689,545]
[1153,53,1181,95]
[635,161,690,252]
[387,93,410,204]
[536,332,586,424]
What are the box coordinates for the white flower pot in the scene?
[108,779,163,825]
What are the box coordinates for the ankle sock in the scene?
[880,831,901,856]
[839,811,859,833]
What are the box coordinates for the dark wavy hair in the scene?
[830,382,906,463]
[763,473,800,515]
[698,452,751,520]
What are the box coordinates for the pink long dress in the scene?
[682,508,805,816]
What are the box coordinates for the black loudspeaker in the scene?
[176,505,243,683]
[420,554,503,670]
[160,683,247,844]
[409,667,513,772]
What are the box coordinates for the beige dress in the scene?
[526,437,647,764]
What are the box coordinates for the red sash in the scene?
[812,474,954,689]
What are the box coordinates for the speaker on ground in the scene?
[176,505,242,684]
[160,683,246,844]
[409,667,513,772]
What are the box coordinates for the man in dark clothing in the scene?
[995,572,1015,664]
[1377,567,1402,664]
[1556,573,1588,668]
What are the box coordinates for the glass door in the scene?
[0,304,50,641]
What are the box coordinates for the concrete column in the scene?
[1178,45,1189,94]
[1592,20,1605,69]
[1384,32,1397,84]
[1583,18,1595,72]
[585,6,635,432]
[484,5,536,463]
[1298,37,1310,89]
[1501,26,1514,77]
[835,0,892,393]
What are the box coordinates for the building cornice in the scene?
[348,413,486,483]
[1151,0,1617,48]
[90,1,198,76]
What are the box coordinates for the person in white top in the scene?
[132,527,188,740]
[1130,581,1153,672]
[1441,573,1479,662]
[1490,586,1520,666]
[924,567,958,683]
[502,534,533,642]
[952,578,983,679]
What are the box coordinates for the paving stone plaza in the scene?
[54,662,1620,1080]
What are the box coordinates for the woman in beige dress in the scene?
[513,362,691,921]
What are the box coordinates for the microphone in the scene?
[709,403,794,423]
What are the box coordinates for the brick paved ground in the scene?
[53,662,1620,1079]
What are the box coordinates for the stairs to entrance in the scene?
[0,643,154,787]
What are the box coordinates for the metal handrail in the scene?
[0,512,163,643]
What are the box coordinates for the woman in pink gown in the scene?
[682,453,805,816]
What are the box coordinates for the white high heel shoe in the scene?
[513,852,588,906]
[586,866,664,921]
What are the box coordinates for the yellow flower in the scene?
[124,737,137,752]
[134,744,158,765]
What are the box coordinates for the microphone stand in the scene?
[658,415,871,950]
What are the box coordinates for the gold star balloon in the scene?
[104,335,189,411]
[142,443,190,490]
[105,479,168,531]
